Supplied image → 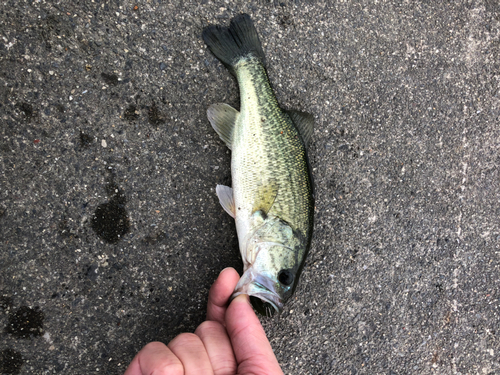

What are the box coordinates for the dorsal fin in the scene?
[285,110,314,148]
[207,103,239,150]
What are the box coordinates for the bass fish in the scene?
[203,14,314,316]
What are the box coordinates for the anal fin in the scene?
[216,184,236,218]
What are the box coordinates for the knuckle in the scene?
[139,341,184,375]
[213,363,237,375]
[197,320,223,333]
[195,320,227,342]
[170,332,203,349]
[154,362,184,375]
[142,341,168,352]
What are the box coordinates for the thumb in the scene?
[225,295,284,375]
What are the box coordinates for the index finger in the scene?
[206,267,240,324]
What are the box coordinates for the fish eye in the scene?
[278,269,294,286]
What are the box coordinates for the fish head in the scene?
[233,214,306,316]
[232,262,297,316]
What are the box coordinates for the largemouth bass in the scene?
[203,14,314,316]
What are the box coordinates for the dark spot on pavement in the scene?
[101,72,119,85]
[0,142,11,153]
[17,103,34,120]
[0,349,24,375]
[278,14,293,28]
[58,217,76,239]
[148,101,165,125]
[5,306,44,338]
[351,292,362,302]
[39,15,68,49]
[123,104,139,122]
[79,131,93,148]
[0,296,13,310]
[91,183,130,243]
[84,263,99,281]
[143,230,168,245]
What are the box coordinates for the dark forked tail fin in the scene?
[202,14,265,74]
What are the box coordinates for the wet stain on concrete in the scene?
[58,216,78,241]
[0,349,24,375]
[91,183,130,243]
[278,13,294,28]
[123,104,139,122]
[5,306,44,338]
[55,103,65,113]
[0,141,10,153]
[16,102,34,121]
[0,296,13,310]
[39,14,74,50]
[148,101,165,125]
[79,131,93,148]
[101,72,119,86]
[83,263,99,281]
[143,230,168,245]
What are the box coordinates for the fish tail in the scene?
[202,14,265,74]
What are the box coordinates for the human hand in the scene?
[123,267,284,375]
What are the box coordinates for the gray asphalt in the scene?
[1,1,499,374]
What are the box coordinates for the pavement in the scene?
[1,1,499,374]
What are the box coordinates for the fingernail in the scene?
[232,294,250,304]
[219,267,233,275]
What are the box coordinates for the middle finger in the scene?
[168,333,214,375]
[195,320,237,375]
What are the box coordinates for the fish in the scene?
[202,14,314,316]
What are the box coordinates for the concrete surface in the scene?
[1,1,499,374]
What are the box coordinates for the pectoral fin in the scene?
[285,109,314,148]
[252,179,279,215]
[216,184,236,218]
[207,103,239,150]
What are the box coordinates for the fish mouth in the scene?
[232,269,282,316]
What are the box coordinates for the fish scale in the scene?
[233,56,312,237]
